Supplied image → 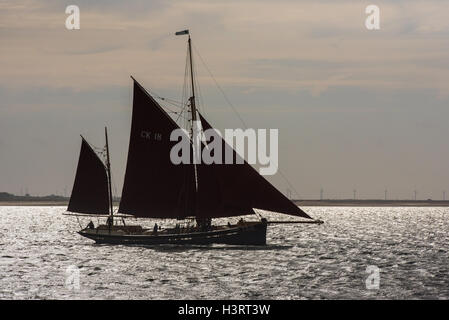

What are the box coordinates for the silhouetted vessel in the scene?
[67,30,321,245]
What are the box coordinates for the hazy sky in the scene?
[1,0,449,200]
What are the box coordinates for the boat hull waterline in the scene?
[78,221,268,246]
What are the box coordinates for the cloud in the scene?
[0,0,448,98]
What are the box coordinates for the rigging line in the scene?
[192,43,248,129]
[194,58,205,115]
[174,109,190,119]
[155,96,185,108]
[165,102,188,111]
[157,100,183,110]
[90,137,119,210]
[110,170,119,204]
[89,144,107,161]
[161,105,190,113]
[177,48,189,130]
[160,105,182,114]
[147,90,185,107]
[76,216,83,229]
[175,115,191,123]
[92,144,106,152]
[175,103,190,123]
[157,96,184,105]
[190,46,203,114]
[192,44,302,201]
[277,170,302,200]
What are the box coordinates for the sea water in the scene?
[0,206,448,299]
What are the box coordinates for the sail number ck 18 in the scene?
[178,304,271,317]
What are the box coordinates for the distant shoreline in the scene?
[1,200,449,207]
[0,201,68,206]
[294,200,449,207]
[0,201,121,207]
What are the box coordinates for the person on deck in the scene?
[153,223,158,234]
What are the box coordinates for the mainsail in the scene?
[118,79,195,218]
[68,138,110,214]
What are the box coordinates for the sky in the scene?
[1,0,449,200]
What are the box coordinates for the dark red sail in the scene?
[118,79,195,218]
[67,138,110,214]
[198,113,312,219]
[196,142,255,218]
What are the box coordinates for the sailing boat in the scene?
[67,30,322,246]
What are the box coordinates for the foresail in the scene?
[118,79,195,218]
[68,138,110,214]
[198,113,312,219]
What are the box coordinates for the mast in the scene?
[188,35,197,128]
[185,32,199,217]
[105,127,114,225]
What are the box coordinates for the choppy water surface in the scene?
[0,206,448,299]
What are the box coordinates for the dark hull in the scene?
[78,221,267,246]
